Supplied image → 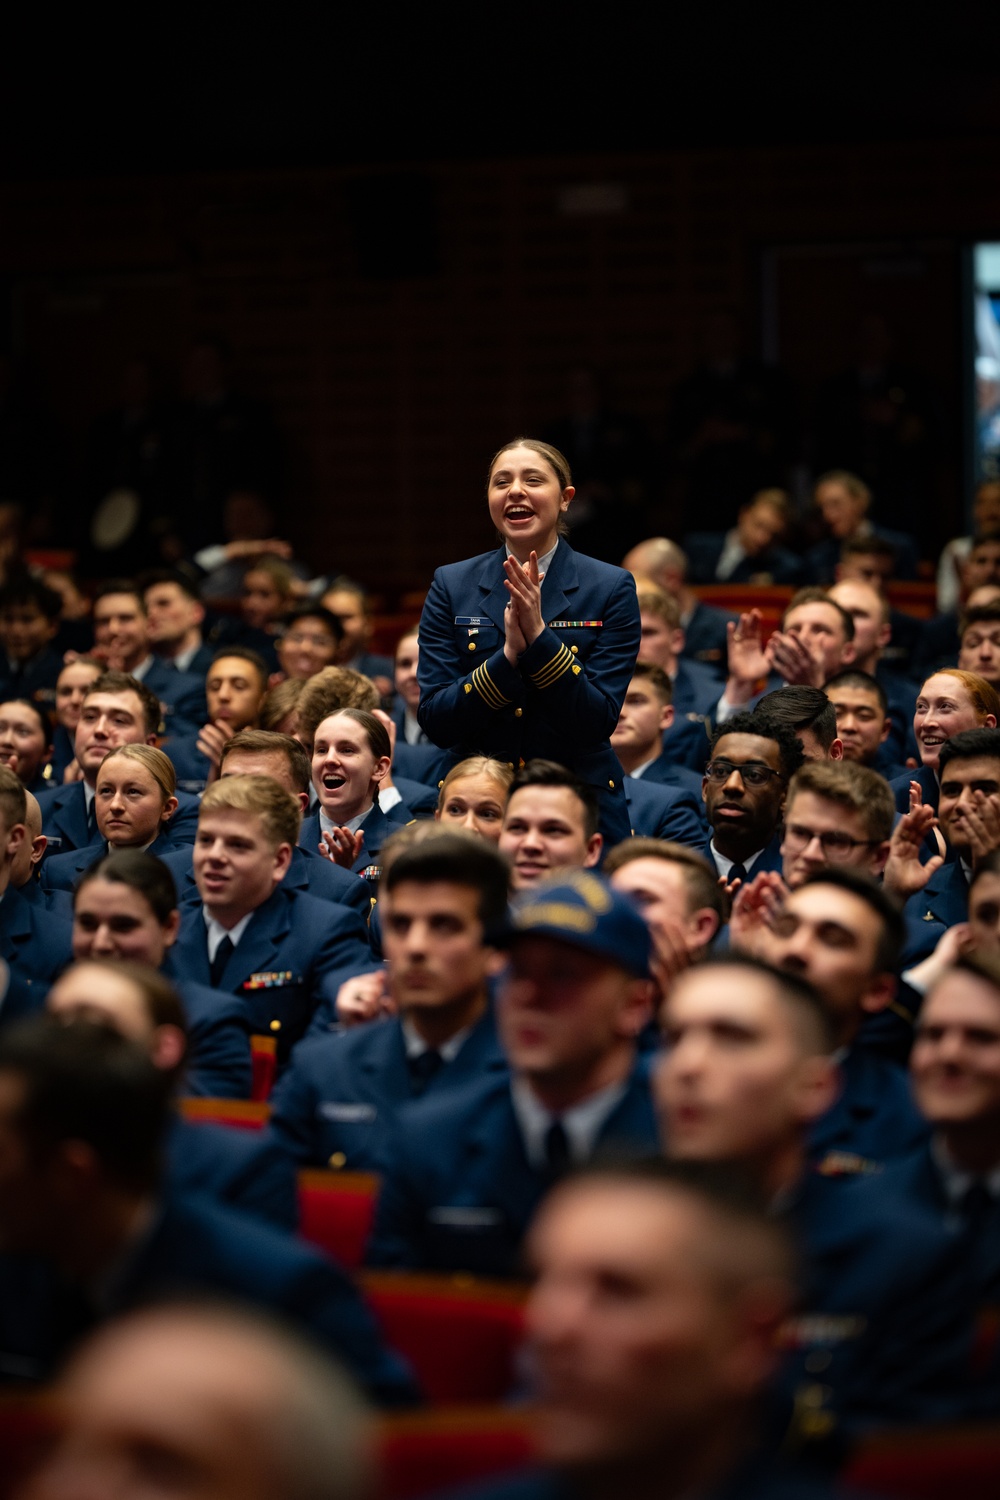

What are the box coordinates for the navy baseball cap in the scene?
[504,870,651,978]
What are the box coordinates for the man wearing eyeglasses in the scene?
[700,712,803,886]
[780,760,894,889]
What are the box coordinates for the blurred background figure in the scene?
[684,488,802,586]
[16,1303,373,1500]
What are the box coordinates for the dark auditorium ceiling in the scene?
[0,5,997,180]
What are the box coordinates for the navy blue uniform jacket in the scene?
[681,599,736,677]
[777,1168,971,1443]
[368,1065,659,1278]
[166,1115,297,1229]
[40,832,179,894]
[0,1194,418,1406]
[169,887,370,1064]
[268,1007,506,1175]
[807,1044,927,1176]
[38,782,200,856]
[299,804,411,875]
[417,542,640,797]
[141,656,208,734]
[900,860,969,969]
[624,777,705,847]
[175,978,253,1099]
[0,885,73,1011]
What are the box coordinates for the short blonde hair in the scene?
[99,743,177,801]
[297,668,379,749]
[635,584,680,631]
[786,760,894,843]
[200,774,301,848]
[438,756,514,807]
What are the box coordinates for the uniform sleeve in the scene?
[416,568,525,750]
[514,568,641,742]
[184,1012,254,1099]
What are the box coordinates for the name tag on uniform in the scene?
[319,1102,377,1124]
[241,971,297,990]
[428,1206,504,1228]
[455,616,489,626]
[548,619,603,628]
[816,1151,881,1178]
[777,1314,867,1349]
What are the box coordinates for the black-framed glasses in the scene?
[704,759,784,788]
[782,823,881,861]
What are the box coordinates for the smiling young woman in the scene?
[416,438,641,847]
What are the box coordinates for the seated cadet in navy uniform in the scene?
[750,870,927,1172]
[684,489,804,587]
[824,669,909,782]
[273,602,343,684]
[452,1160,815,1500]
[157,730,372,918]
[416,438,641,850]
[804,470,920,585]
[0,698,56,797]
[320,576,396,699]
[91,580,207,734]
[890,669,1000,817]
[70,850,253,1099]
[50,657,104,782]
[299,709,411,879]
[622,535,737,679]
[160,647,269,794]
[140,569,219,679]
[634,585,720,764]
[47,959,293,1227]
[391,627,457,788]
[296,667,438,822]
[609,662,706,810]
[700,713,803,886]
[827,575,919,766]
[268,832,508,1176]
[169,776,370,1066]
[498,761,603,895]
[367,871,659,1278]
[959,599,1000,698]
[657,955,973,1455]
[754,684,846,763]
[0,1017,418,1406]
[38,671,199,855]
[605,838,727,986]
[0,574,64,707]
[9,791,71,915]
[435,755,514,844]
[886,729,1000,972]
[0,767,73,1021]
[886,951,1000,1418]
[41,743,186,893]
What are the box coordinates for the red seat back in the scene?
[0,1394,61,1500]
[250,1034,277,1102]
[377,1407,537,1500]
[842,1425,1000,1499]
[178,1097,270,1130]
[362,1272,527,1405]
[298,1169,380,1270]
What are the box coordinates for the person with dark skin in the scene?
[701,714,803,885]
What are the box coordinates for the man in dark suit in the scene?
[38,672,200,856]
[657,954,973,1452]
[0,1016,417,1405]
[92,580,207,733]
[700,714,803,884]
[169,775,370,1064]
[268,832,508,1175]
[367,871,659,1277]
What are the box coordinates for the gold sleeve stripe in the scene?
[531,645,575,689]
[472,663,509,708]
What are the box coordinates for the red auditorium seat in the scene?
[842,1425,1000,1499]
[377,1406,537,1500]
[693,583,793,638]
[178,1097,270,1130]
[361,1272,528,1405]
[298,1168,380,1270]
[249,1034,277,1102]
[0,1394,60,1500]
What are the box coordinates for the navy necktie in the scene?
[408,1049,444,1097]
[544,1119,571,1175]
[960,1180,994,1234]
[86,797,98,841]
[727,862,748,887]
[209,934,234,988]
